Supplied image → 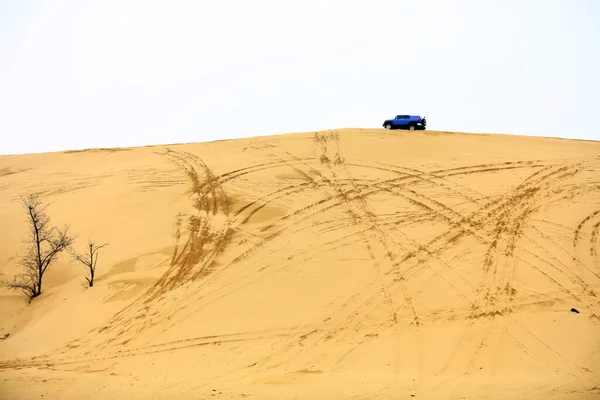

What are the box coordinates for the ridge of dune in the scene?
[1,128,599,400]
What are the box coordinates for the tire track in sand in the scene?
[222,133,408,386]
[9,142,596,385]
[49,149,237,356]
[314,132,407,385]
[440,161,596,384]
[470,163,583,319]
[574,210,600,265]
[211,153,561,375]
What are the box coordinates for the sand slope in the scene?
[1,128,599,399]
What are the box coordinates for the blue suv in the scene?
[382,115,426,131]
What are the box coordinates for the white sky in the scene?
[0,0,599,155]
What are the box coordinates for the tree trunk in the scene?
[32,208,43,297]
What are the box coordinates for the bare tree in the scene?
[71,240,108,287]
[6,194,74,298]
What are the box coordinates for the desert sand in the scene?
[0,128,599,399]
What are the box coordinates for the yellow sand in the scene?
[1,128,599,400]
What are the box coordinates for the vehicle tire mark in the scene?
[591,221,600,260]
[530,225,600,282]
[471,163,584,318]
[371,160,487,204]
[575,211,600,247]
[526,228,600,299]
[45,149,237,355]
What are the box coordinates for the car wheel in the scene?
[409,125,415,131]
[385,124,391,130]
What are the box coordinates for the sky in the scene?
[0,0,599,155]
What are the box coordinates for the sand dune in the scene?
[1,128,599,399]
